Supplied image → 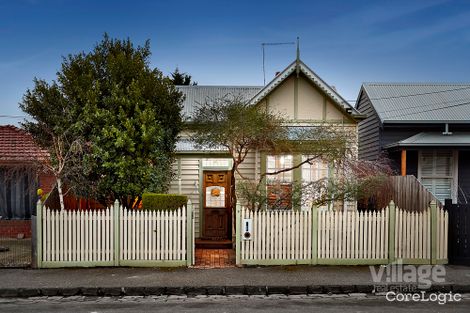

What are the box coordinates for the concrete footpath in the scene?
[0,265,469,297]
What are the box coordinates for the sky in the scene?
[1,0,470,125]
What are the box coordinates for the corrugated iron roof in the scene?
[384,132,470,148]
[361,83,470,123]
[176,85,262,120]
[0,125,49,163]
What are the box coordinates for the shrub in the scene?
[142,193,188,211]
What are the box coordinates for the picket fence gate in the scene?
[236,201,448,266]
[36,200,195,268]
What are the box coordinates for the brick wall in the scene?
[39,173,55,194]
[0,220,32,238]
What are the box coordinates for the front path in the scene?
[194,249,235,268]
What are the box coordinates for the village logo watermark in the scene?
[369,262,462,305]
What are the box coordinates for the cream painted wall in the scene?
[266,75,295,118]
[326,100,345,120]
[297,76,324,120]
[265,73,353,123]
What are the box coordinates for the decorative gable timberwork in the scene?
[251,60,363,123]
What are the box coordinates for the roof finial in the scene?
[296,36,300,61]
[296,36,300,77]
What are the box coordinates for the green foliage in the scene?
[142,193,188,211]
[170,67,197,85]
[20,34,184,208]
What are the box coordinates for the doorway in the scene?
[202,170,232,241]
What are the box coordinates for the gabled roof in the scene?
[250,59,364,119]
[360,83,470,123]
[0,125,49,164]
[176,85,262,120]
[384,132,470,148]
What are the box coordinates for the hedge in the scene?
[142,193,188,211]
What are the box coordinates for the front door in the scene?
[202,171,231,240]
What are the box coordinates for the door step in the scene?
[195,239,233,249]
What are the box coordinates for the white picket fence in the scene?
[239,209,312,264]
[120,206,186,263]
[41,206,114,264]
[236,201,448,265]
[395,208,430,261]
[394,206,448,261]
[38,201,194,268]
[318,208,389,261]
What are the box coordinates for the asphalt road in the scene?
[1,295,469,313]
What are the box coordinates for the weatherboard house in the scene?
[356,83,470,204]
[169,59,364,245]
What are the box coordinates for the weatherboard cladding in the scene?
[362,83,470,122]
[356,91,381,161]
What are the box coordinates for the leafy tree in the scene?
[20,34,184,208]
[20,80,86,210]
[170,67,197,85]
[191,96,391,211]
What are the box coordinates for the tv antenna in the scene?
[261,38,297,85]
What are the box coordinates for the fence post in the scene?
[388,200,396,263]
[113,200,120,266]
[311,205,318,265]
[235,201,241,266]
[430,200,437,265]
[35,200,43,269]
[186,199,193,267]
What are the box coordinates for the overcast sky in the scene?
[1,0,470,124]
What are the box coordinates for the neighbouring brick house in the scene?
[0,125,54,238]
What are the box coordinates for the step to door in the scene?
[195,239,233,249]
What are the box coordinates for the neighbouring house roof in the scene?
[384,132,470,149]
[360,83,470,123]
[176,85,262,120]
[250,60,365,119]
[0,125,49,164]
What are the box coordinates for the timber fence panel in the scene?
[39,202,190,268]
[235,200,448,266]
[317,208,389,264]
[41,206,113,266]
[119,206,187,266]
[239,208,312,265]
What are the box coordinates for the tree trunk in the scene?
[231,166,237,243]
[57,177,65,211]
